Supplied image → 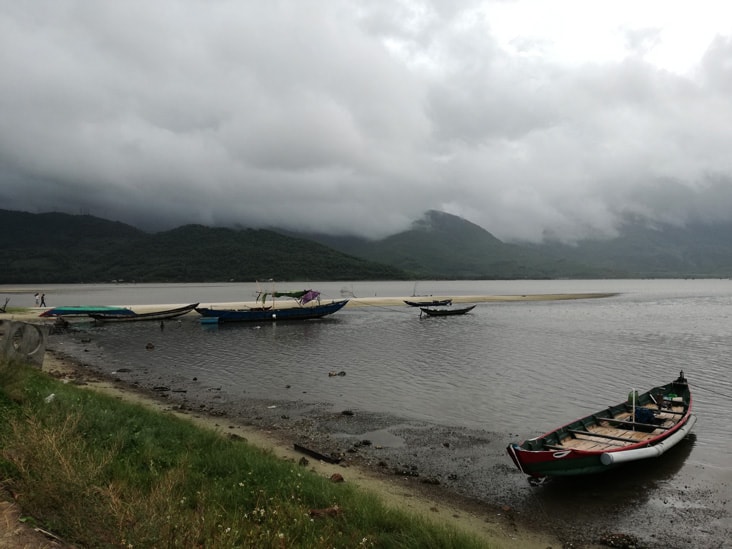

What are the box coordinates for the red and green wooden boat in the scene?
[507,371,696,478]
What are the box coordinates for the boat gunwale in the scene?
[89,303,200,321]
[507,373,693,476]
[419,304,476,316]
[195,299,349,323]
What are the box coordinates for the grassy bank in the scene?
[0,359,488,548]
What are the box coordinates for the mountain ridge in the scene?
[0,209,409,283]
[3,208,732,283]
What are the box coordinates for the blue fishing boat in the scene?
[195,288,348,324]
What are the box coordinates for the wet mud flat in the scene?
[47,333,731,549]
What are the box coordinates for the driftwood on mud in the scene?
[293,443,342,464]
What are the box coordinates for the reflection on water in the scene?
[536,434,696,502]
[513,436,709,548]
[49,280,732,475]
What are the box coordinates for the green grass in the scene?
[0,360,488,548]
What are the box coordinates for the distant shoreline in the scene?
[344,292,618,307]
[1,292,619,320]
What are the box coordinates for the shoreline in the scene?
[40,349,563,549]
[1,292,618,321]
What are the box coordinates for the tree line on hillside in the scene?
[0,210,410,284]
[4,208,732,283]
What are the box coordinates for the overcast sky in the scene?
[2,1,732,242]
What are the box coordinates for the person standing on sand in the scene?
[40,293,46,307]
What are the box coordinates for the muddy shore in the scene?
[43,336,728,549]
[39,349,563,549]
[44,334,622,549]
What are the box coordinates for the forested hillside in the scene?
[0,210,409,283]
[4,208,732,283]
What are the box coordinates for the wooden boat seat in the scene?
[656,408,686,416]
[541,392,688,453]
[554,409,683,452]
[559,436,628,451]
[593,416,672,431]
[641,403,686,414]
[568,429,644,443]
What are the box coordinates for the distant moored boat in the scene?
[419,304,476,316]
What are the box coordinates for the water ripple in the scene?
[56,284,732,470]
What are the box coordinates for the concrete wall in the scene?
[0,320,48,367]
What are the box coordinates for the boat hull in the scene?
[40,306,136,317]
[195,300,349,323]
[419,304,476,316]
[507,445,620,476]
[90,303,199,322]
[404,299,452,307]
[507,372,694,477]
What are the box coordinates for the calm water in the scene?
[13,279,731,471]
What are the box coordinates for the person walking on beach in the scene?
[40,293,46,307]
[34,292,39,305]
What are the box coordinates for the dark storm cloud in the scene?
[2,0,732,242]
